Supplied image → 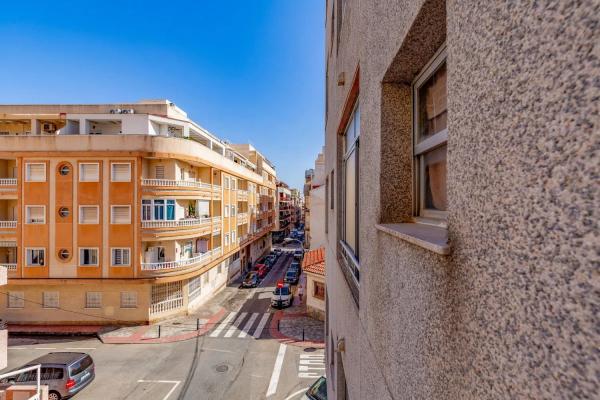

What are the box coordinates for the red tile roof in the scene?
[302,247,325,276]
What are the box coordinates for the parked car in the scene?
[266,254,277,266]
[284,269,299,284]
[242,272,259,288]
[294,249,304,260]
[254,264,268,278]
[302,376,327,400]
[2,352,95,400]
[289,261,301,274]
[271,283,293,308]
[273,248,283,256]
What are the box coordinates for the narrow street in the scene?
[3,244,325,400]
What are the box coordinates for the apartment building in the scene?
[324,1,598,399]
[304,152,325,250]
[0,100,277,324]
[273,181,292,242]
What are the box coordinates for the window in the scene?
[231,178,237,190]
[330,170,335,209]
[111,248,130,266]
[224,233,230,246]
[58,207,70,218]
[189,275,202,300]
[150,199,175,221]
[155,165,165,179]
[85,292,102,308]
[40,368,64,381]
[111,205,131,224]
[167,200,175,220]
[25,163,46,182]
[224,177,230,189]
[79,163,100,182]
[231,230,236,243]
[7,291,24,308]
[120,292,137,308]
[413,46,448,220]
[224,205,230,217]
[79,206,99,224]
[325,176,329,234]
[231,205,236,216]
[25,206,45,224]
[314,281,326,300]
[111,163,131,182]
[142,199,152,221]
[79,248,99,266]
[342,103,360,259]
[42,291,59,308]
[58,164,71,176]
[26,248,45,266]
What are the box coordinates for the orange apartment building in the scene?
[0,100,277,324]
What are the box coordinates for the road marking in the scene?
[224,312,247,338]
[298,352,325,379]
[283,388,311,400]
[253,312,270,339]
[266,343,287,397]
[238,312,259,338]
[8,347,26,350]
[65,347,96,350]
[137,380,180,400]
[209,312,237,337]
[34,347,56,350]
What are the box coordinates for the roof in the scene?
[26,352,87,366]
[302,247,325,276]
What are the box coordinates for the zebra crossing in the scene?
[209,311,271,339]
[298,352,325,379]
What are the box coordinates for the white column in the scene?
[79,119,87,135]
[30,119,39,135]
[159,124,168,137]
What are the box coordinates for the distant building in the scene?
[302,247,325,321]
[304,151,325,249]
[273,181,292,241]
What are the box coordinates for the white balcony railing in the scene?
[141,178,216,190]
[0,178,17,186]
[0,364,41,400]
[141,247,223,271]
[0,221,17,228]
[1,263,17,271]
[141,217,212,229]
[237,213,248,225]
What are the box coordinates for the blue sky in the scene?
[0,1,324,190]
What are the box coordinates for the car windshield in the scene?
[245,273,255,280]
[307,377,327,400]
[69,355,93,377]
[274,287,290,295]
[286,271,296,277]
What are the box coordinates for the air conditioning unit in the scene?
[42,123,56,133]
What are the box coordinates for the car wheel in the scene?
[48,391,61,400]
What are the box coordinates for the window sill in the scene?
[375,223,451,255]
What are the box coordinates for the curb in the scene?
[269,311,325,349]
[100,307,227,344]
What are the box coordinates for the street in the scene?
[3,245,325,400]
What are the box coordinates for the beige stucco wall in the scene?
[306,273,325,321]
[324,0,599,399]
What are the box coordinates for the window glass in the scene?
[423,144,447,211]
[80,248,98,266]
[27,249,45,266]
[69,356,93,377]
[26,206,45,224]
[142,200,152,221]
[344,146,357,254]
[25,163,46,182]
[417,62,447,141]
[154,200,165,220]
[166,200,175,220]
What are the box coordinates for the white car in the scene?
[271,284,293,308]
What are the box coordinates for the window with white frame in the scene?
[224,205,230,217]
[79,206,99,224]
[120,291,137,308]
[146,199,175,221]
[231,205,236,216]
[111,205,131,224]
[79,248,99,266]
[224,176,230,189]
[413,46,448,220]
[155,165,165,179]
[142,199,152,221]
[7,291,24,308]
[231,230,236,243]
[224,233,230,246]
[85,292,102,308]
[42,291,59,308]
[26,248,45,266]
[231,178,237,190]
[25,206,45,224]
[342,103,360,260]
[111,163,131,182]
[25,163,46,182]
[79,162,100,182]
[111,248,130,266]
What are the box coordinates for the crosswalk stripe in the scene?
[224,312,248,338]
[238,312,260,338]
[252,313,270,339]
[209,312,237,337]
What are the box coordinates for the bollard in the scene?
[302,328,305,341]
[197,318,200,331]
[278,320,280,331]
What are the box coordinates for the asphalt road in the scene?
[2,243,324,400]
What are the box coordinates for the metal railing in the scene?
[0,364,41,400]
[0,220,17,228]
[0,178,17,186]
[141,217,213,229]
[141,247,222,271]
[1,263,17,271]
[141,178,216,190]
[237,190,248,200]
[237,213,248,225]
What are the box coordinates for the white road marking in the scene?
[224,312,247,338]
[300,354,324,359]
[253,313,270,339]
[8,347,26,350]
[238,312,259,338]
[209,312,237,337]
[299,365,326,371]
[65,347,96,350]
[137,380,180,400]
[283,388,311,400]
[34,347,56,350]
[298,352,325,378]
[266,343,287,397]
[300,359,325,365]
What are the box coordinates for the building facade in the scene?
[324,1,598,399]
[0,100,277,324]
[273,181,292,242]
[302,246,325,321]
[305,151,325,250]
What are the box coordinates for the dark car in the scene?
[266,254,277,266]
[273,248,283,256]
[294,249,304,260]
[289,261,301,274]
[302,376,327,400]
[284,269,299,284]
[2,352,95,400]
[242,272,259,288]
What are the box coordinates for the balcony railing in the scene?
[142,178,217,190]
[0,364,41,400]
[141,247,223,271]
[0,178,17,186]
[237,212,249,225]
[237,190,248,201]
[0,221,17,228]
[141,217,214,229]
[1,263,17,271]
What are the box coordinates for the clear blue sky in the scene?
[0,1,324,190]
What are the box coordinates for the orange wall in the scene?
[77,160,103,278]
[22,160,49,279]
[109,160,135,278]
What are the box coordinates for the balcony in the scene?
[0,263,16,272]
[0,179,17,199]
[0,221,17,229]
[141,246,223,272]
[142,179,220,200]
[237,190,248,201]
[141,216,220,240]
[237,212,249,225]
